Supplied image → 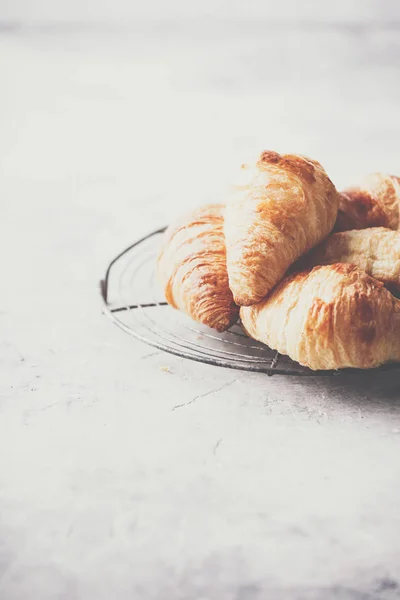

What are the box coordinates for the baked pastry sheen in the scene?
[157,204,238,332]
[224,151,339,305]
[240,264,400,370]
[336,173,400,231]
[300,227,400,293]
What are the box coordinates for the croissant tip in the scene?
[210,316,239,332]
[233,295,262,307]
[257,150,318,185]
[258,150,281,165]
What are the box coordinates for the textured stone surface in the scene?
[1,7,400,599]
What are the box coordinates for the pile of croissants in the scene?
[157,150,400,370]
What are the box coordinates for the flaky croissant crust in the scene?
[240,264,400,370]
[336,173,400,232]
[157,204,238,332]
[224,151,339,306]
[299,227,400,293]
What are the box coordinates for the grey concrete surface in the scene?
[1,9,400,600]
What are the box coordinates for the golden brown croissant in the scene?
[336,173,400,232]
[299,227,400,293]
[240,264,400,370]
[224,151,339,306]
[157,204,238,332]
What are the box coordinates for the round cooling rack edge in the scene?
[99,227,400,377]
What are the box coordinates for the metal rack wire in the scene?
[100,227,400,376]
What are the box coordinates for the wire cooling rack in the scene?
[100,227,400,376]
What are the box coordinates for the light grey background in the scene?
[1,2,400,599]
[1,1,400,24]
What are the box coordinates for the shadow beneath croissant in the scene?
[280,368,400,409]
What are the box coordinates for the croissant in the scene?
[336,173,400,232]
[240,264,400,370]
[299,227,400,293]
[224,151,339,306]
[157,204,238,332]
